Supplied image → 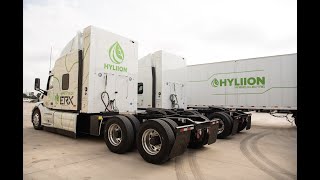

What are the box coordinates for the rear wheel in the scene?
[160,118,178,134]
[104,116,134,154]
[32,109,43,130]
[123,114,141,149]
[137,119,175,164]
[207,112,232,139]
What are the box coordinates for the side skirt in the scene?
[43,126,77,138]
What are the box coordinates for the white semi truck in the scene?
[138,51,252,139]
[32,26,219,164]
[187,53,297,126]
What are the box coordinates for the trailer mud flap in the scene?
[246,116,251,130]
[207,122,219,144]
[231,118,239,135]
[169,127,192,159]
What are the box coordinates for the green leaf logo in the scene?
[55,94,60,104]
[211,78,219,87]
[109,42,125,64]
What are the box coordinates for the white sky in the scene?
[23,0,296,93]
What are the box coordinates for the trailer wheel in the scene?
[32,108,43,130]
[104,115,134,154]
[137,119,175,164]
[207,112,232,139]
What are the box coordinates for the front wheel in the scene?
[32,109,43,130]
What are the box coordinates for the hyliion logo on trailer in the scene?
[211,77,266,88]
[104,41,128,72]
[211,78,219,87]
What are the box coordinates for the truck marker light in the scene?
[98,116,103,120]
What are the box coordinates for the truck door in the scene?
[42,75,55,126]
[43,75,54,108]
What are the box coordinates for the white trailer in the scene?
[32,26,219,164]
[187,54,297,124]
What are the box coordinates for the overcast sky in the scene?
[23,0,296,93]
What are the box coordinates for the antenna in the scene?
[49,46,52,73]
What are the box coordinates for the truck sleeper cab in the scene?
[137,51,251,139]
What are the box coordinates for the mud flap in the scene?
[169,126,192,159]
[246,116,251,130]
[231,118,239,135]
[207,121,219,144]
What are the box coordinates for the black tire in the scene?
[207,112,232,139]
[32,108,43,130]
[136,119,175,164]
[160,118,178,134]
[294,117,297,127]
[237,121,247,132]
[123,114,141,150]
[104,115,135,154]
[188,129,209,149]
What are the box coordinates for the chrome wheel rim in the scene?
[142,129,162,155]
[218,119,225,134]
[108,124,122,146]
[33,113,40,126]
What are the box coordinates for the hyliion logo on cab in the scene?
[109,42,124,64]
[55,94,60,104]
[105,42,128,72]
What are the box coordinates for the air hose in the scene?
[101,73,118,112]
[170,94,179,109]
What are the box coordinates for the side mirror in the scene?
[34,78,40,91]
